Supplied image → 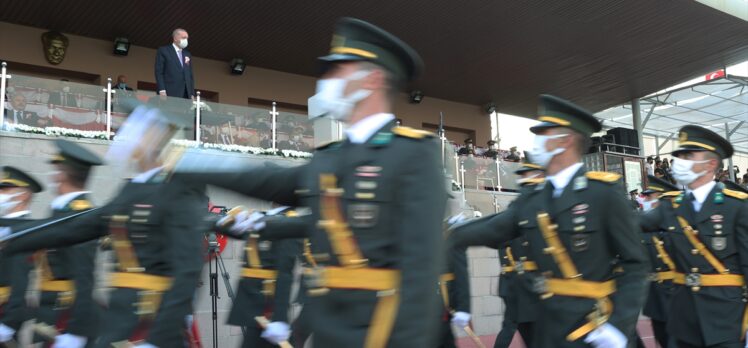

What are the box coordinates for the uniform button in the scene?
[715,224,722,229]
[522,241,529,246]
[715,230,722,235]
[691,267,699,273]
[691,249,699,255]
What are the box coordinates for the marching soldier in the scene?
[437,223,470,348]
[494,158,545,348]
[179,17,447,347]
[219,206,303,347]
[638,175,680,348]
[0,166,41,346]
[640,125,748,348]
[0,105,209,348]
[449,95,648,348]
[31,139,102,348]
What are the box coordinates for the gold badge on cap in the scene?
[331,34,345,48]
[679,131,688,144]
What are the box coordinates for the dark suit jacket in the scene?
[155,45,195,98]
[48,91,79,108]
[4,108,41,127]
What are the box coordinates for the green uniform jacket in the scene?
[638,225,675,323]
[0,217,33,332]
[640,184,748,346]
[34,193,98,341]
[181,121,447,347]
[4,174,208,348]
[450,166,648,347]
[226,210,302,327]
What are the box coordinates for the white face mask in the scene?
[529,134,567,168]
[178,38,188,49]
[671,157,710,186]
[307,70,372,122]
[641,199,658,212]
[0,192,22,216]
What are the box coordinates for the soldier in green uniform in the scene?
[437,221,470,348]
[0,105,209,348]
[29,139,102,348]
[494,158,545,348]
[448,94,648,348]
[640,125,748,348]
[218,205,303,348]
[0,166,42,346]
[178,17,447,347]
[639,175,680,348]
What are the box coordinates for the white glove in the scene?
[583,323,627,348]
[451,311,471,328]
[134,343,158,348]
[217,210,265,235]
[0,323,15,343]
[0,227,10,240]
[261,321,290,345]
[54,333,88,348]
[447,213,467,226]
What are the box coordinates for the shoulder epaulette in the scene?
[315,140,343,151]
[523,178,545,186]
[70,199,93,211]
[585,171,621,183]
[723,188,748,200]
[661,191,682,198]
[392,126,435,139]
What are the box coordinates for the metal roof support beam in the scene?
[641,104,655,128]
[657,133,674,153]
[632,98,645,156]
[726,122,736,181]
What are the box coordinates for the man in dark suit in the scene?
[449,95,648,348]
[155,28,195,99]
[5,94,41,127]
[48,80,80,108]
[640,125,748,348]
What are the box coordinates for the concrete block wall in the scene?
[0,132,519,345]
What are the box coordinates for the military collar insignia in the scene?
[369,131,393,146]
[675,193,684,204]
[714,191,724,204]
[573,176,588,191]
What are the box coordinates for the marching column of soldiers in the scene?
[0,16,746,348]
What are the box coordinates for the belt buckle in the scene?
[685,273,701,287]
[304,267,329,296]
[515,261,525,274]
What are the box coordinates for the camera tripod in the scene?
[206,232,244,348]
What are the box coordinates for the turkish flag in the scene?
[706,70,725,80]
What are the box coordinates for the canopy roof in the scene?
[595,75,748,153]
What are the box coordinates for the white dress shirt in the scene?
[173,43,184,66]
[50,191,90,210]
[686,180,716,212]
[546,162,584,198]
[344,113,395,144]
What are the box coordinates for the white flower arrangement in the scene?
[190,100,213,112]
[2,123,112,139]
[170,139,313,159]
[3,124,313,159]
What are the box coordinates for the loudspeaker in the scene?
[606,128,639,155]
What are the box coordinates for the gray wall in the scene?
[0,132,518,345]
